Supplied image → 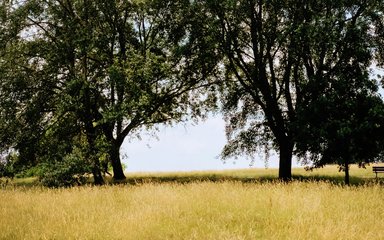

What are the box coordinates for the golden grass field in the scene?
[1,165,383,240]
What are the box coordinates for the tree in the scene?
[0,0,220,184]
[296,88,384,185]
[293,0,384,184]
[197,0,313,180]
[195,0,384,180]
[0,0,50,171]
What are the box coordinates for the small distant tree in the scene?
[295,75,384,185]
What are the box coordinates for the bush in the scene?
[0,152,16,179]
[14,165,45,178]
[38,150,92,188]
[0,162,13,179]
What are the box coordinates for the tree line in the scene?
[1,0,383,186]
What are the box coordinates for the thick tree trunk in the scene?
[278,141,293,181]
[110,143,126,180]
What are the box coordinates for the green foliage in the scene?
[38,148,92,188]
[1,0,383,186]
[0,0,220,184]
[197,0,384,180]
[292,0,384,184]
[15,165,46,178]
[0,152,16,179]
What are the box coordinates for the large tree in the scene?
[197,0,384,180]
[0,0,220,183]
[0,0,52,170]
[293,0,384,184]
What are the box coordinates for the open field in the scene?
[119,164,382,185]
[1,165,384,240]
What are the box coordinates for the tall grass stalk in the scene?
[1,180,383,239]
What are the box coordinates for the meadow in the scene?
[1,165,383,240]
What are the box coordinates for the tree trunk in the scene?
[92,165,104,185]
[84,120,104,185]
[278,141,293,181]
[344,156,350,185]
[87,138,105,185]
[110,143,126,180]
[341,142,350,185]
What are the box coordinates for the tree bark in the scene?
[92,163,104,185]
[86,133,105,185]
[110,142,126,180]
[344,156,350,185]
[278,140,293,181]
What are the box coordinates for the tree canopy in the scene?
[1,0,384,185]
[0,0,220,185]
[189,0,384,180]
[291,0,384,184]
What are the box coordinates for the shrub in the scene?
[38,149,92,188]
[0,152,16,179]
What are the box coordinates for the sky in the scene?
[121,67,384,173]
[121,115,299,173]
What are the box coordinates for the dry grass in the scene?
[119,164,381,185]
[1,165,383,240]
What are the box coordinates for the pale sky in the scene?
[121,115,297,173]
[121,67,383,173]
